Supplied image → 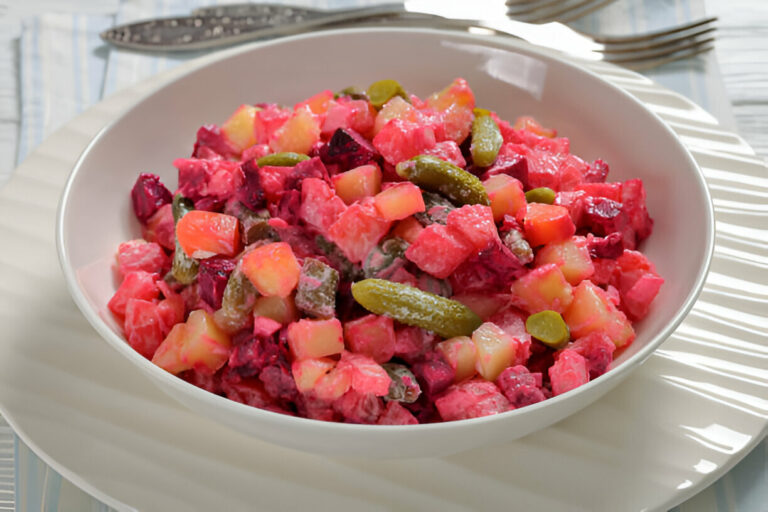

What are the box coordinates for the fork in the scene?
[506,0,620,24]
[101,1,717,69]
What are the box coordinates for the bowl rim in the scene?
[55,26,715,434]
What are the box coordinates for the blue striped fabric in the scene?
[8,0,767,510]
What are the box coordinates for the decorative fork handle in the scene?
[99,2,600,60]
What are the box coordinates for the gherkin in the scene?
[470,111,502,167]
[256,152,310,167]
[526,310,570,349]
[351,279,482,339]
[366,79,408,109]
[170,194,198,285]
[396,155,490,206]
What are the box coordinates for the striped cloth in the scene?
[1,0,766,510]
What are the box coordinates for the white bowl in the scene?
[57,28,713,458]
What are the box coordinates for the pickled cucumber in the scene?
[363,238,408,279]
[502,228,534,264]
[525,187,556,205]
[335,86,368,101]
[256,152,310,167]
[395,155,490,206]
[366,79,408,109]
[215,264,259,332]
[525,310,570,349]
[413,191,456,226]
[470,111,502,168]
[351,279,482,339]
[171,194,198,285]
[295,258,339,319]
[382,363,421,403]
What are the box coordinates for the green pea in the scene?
[351,278,482,339]
[395,155,490,206]
[525,310,570,349]
[525,187,556,205]
[256,152,310,167]
[366,79,408,109]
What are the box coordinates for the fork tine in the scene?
[600,26,716,53]
[603,36,716,64]
[509,0,618,24]
[591,16,717,44]
[619,44,715,71]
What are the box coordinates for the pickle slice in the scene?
[295,258,339,319]
[366,79,408,109]
[171,194,199,285]
[256,152,310,167]
[395,155,490,206]
[525,310,570,349]
[382,363,421,403]
[351,279,482,339]
[470,112,502,168]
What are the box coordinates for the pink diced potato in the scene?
[534,235,595,285]
[373,182,426,221]
[115,239,169,281]
[483,174,527,222]
[108,270,160,317]
[446,204,500,251]
[299,177,347,234]
[372,119,437,166]
[472,322,517,381]
[377,401,419,425]
[436,336,478,382]
[391,216,424,244]
[343,314,396,363]
[241,242,301,297]
[268,105,321,154]
[287,318,344,360]
[336,351,391,397]
[509,263,574,314]
[563,280,635,348]
[331,164,382,205]
[152,310,232,375]
[405,223,475,279]
[291,357,337,393]
[327,199,391,263]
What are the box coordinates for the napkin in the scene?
[5,0,763,511]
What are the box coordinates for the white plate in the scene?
[0,31,766,511]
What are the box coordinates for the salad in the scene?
[109,78,663,424]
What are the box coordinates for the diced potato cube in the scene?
[472,322,516,381]
[287,318,344,360]
[436,336,478,382]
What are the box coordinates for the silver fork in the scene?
[506,0,620,24]
[102,1,717,69]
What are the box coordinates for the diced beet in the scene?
[197,258,236,310]
[581,196,634,249]
[583,158,609,183]
[403,394,440,424]
[228,335,287,379]
[333,390,383,424]
[590,258,618,286]
[377,401,419,425]
[450,239,527,293]
[259,362,299,403]
[108,270,160,317]
[394,326,435,363]
[131,173,173,225]
[621,178,654,243]
[434,379,510,421]
[587,232,624,259]
[193,196,225,212]
[496,365,546,408]
[412,353,455,398]
[549,350,589,396]
[297,394,339,422]
[183,368,222,394]
[142,204,175,251]
[575,181,622,202]
[220,378,273,408]
[236,159,265,210]
[319,128,379,171]
[481,148,529,188]
[115,239,170,281]
[283,157,331,191]
[124,298,164,359]
[568,332,616,379]
[192,124,237,159]
[174,158,217,202]
[620,271,664,321]
[275,189,302,225]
